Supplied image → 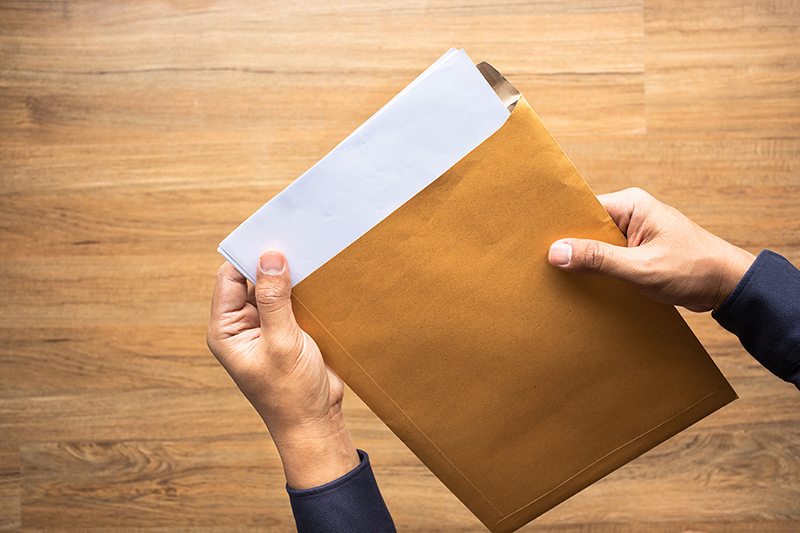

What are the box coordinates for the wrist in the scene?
[712,244,756,311]
[268,409,360,490]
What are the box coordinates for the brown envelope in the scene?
[290,71,736,532]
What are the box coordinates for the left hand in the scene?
[547,188,755,312]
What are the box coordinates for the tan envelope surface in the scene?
[291,97,736,533]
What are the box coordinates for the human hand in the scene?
[548,188,755,312]
[207,249,359,489]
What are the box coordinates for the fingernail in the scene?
[550,241,572,266]
[260,250,285,276]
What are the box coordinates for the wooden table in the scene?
[1,1,798,531]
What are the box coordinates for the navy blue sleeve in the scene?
[712,250,800,389]
[286,450,396,532]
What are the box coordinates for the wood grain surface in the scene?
[1,0,798,531]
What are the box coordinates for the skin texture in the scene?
[207,249,359,490]
[548,188,755,312]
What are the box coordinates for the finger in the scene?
[596,188,653,236]
[210,262,250,324]
[254,249,297,340]
[548,238,643,282]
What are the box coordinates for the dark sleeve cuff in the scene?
[287,450,397,533]
[712,250,800,389]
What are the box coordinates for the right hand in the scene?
[207,249,359,489]
[547,188,756,312]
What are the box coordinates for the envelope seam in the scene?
[291,293,504,518]
[494,386,735,528]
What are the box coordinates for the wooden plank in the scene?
[19,440,294,529]
[645,0,800,135]
[0,142,305,195]
[561,137,800,189]
[0,255,218,329]
[0,382,389,443]
[516,73,645,137]
[0,0,644,31]
[1,9,644,76]
[0,389,264,442]
[0,443,20,533]
[0,327,226,399]
[0,183,280,259]
[1,2,645,146]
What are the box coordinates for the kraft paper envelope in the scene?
[223,57,737,533]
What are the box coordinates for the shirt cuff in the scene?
[712,250,800,388]
[287,449,396,533]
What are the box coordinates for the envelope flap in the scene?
[477,61,521,111]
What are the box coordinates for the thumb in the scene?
[254,249,297,338]
[548,238,641,282]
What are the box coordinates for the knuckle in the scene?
[216,262,233,281]
[583,241,607,272]
[255,284,286,309]
[627,187,652,205]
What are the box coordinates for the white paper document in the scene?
[218,48,510,285]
